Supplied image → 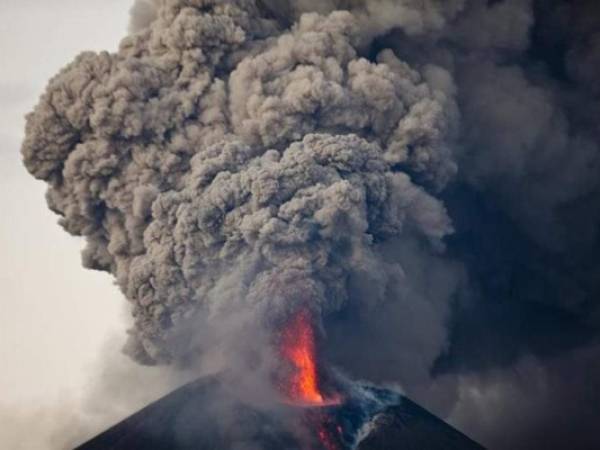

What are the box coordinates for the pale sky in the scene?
[0,2,163,446]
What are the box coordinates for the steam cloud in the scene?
[22,0,600,448]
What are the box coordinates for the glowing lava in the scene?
[317,417,344,450]
[280,308,325,404]
[279,309,343,449]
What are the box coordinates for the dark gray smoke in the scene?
[22,0,600,448]
[23,0,455,367]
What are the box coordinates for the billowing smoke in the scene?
[23,0,455,367]
[22,0,600,448]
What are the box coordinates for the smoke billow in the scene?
[23,0,455,367]
[22,0,600,448]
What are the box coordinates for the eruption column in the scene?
[280,308,325,405]
[280,309,343,449]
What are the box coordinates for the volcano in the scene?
[75,375,484,450]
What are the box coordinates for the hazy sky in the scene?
[0,0,133,426]
[4,2,600,450]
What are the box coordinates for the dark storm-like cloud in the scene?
[22,0,600,448]
[389,1,600,447]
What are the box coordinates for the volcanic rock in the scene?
[75,375,484,450]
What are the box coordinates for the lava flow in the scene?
[279,308,343,449]
[280,308,326,405]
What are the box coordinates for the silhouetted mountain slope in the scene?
[76,376,484,450]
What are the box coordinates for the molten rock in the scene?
[75,375,484,450]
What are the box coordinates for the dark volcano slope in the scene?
[75,377,484,450]
[355,399,484,450]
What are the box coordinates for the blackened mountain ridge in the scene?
[76,376,484,450]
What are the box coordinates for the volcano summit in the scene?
[21,0,600,447]
[76,375,484,450]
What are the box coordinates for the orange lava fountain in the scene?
[280,308,325,404]
[279,309,343,450]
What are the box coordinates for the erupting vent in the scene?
[75,375,485,450]
[280,309,325,405]
[279,309,343,448]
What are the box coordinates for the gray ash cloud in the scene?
[22,0,455,367]
[22,1,600,448]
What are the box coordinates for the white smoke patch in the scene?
[0,403,80,450]
[71,337,194,445]
[0,335,191,450]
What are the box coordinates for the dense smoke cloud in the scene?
[450,343,600,450]
[23,0,455,368]
[22,0,600,448]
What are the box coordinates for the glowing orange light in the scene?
[280,308,324,404]
[318,425,339,450]
[279,308,343,450]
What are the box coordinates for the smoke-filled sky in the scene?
[4,1,600,449]
[1,0,123,399]
[0,3,184,449]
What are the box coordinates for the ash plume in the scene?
[22,0,600,448]
[23,0,455,367]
